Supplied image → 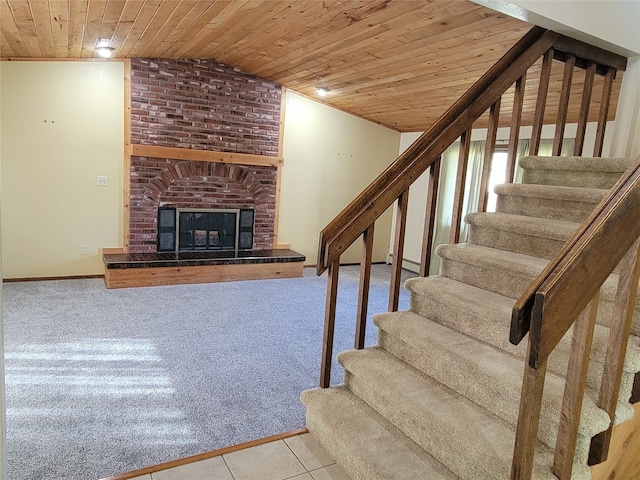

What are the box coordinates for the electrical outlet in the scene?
[97,176,108,186]
[80,245,87,255]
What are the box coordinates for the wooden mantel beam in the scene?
[130,144,284,168]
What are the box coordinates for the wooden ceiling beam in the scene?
[0,24,18,56]
[125,0,182,58]
[79,0,107,57]
[67,0,88,57]
[5,0,41,56]
[49,0,69,57]
[177,0,255,58]
[144,0,214,59]
[109,0,145,56]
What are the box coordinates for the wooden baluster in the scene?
[589,238,640,464]
[449,130,472,244]
[320,260,340,388]
[478,98,500,212]
[506,72,527,183]
[512,346,548,480]
[553,55,576,156]
[594,67,616,157]
[389,189,409,312]
[355,224,375,349]
[530,49,553,156]
[552,294,600,478]
[574,61,597,156]
[632,377,640,404]
[420,156,441,277]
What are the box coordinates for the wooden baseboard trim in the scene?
[98,428,309,480]
[3,274,104,283]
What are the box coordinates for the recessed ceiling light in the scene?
[316,87,330,97]
[96,46,114,58]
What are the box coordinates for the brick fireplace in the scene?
[127,58,282,254]
[128,156,277,252]
[104,58,305,288]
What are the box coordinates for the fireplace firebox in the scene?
[157,207,254,252]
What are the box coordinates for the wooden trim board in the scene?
[98,428,308,480]
[104,261,304,289]
[130,144,283,167]
[123,59,132,253]
[102,247,125,255]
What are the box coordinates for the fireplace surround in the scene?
[157,207,254,252]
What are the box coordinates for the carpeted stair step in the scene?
[597,276,640,337]
[301,386,458,480]
[405,275,640,419]
[466,212,579,259]
[437,243,547,298]
[371,312,609,456]
[337,347,591,479]
[520,156,634,189]
[436,243,640,337]
[494,183,606,223]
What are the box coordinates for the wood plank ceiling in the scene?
[0,0,622,132]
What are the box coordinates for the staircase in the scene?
[302,156,640,479]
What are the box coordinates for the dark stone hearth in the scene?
[103,249,305,270]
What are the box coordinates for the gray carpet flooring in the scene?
[2,264,415,480]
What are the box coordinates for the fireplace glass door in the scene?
[178,210,238,251]
[157,207,254,253]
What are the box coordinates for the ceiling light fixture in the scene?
[96,46,114,58]
[316,87,330,97]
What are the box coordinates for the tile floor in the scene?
[128,433,350,480]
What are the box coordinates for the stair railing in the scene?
[510,154,640,479]
[316,25,627,392]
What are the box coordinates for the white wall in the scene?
[610,56,640,158]
[473,0,640,56]
[279,91,401,266]
[0,61,124,278]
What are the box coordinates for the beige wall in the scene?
[279,91,401,266]
[0,65,400,277]
[0,61,124,278]
[0,60,5,478]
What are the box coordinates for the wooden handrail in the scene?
[316,26,556,275]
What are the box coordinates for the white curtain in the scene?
[429,140,485,275]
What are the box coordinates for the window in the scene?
[486,150,508,213]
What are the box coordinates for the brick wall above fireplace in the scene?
[130,58,281,155]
